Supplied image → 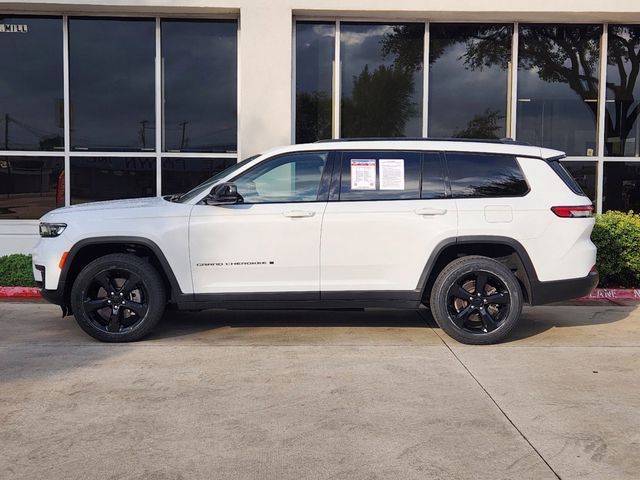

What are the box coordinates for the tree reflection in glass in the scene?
[429,24,512,139]
[516,24,601,156]
[606,26,640,157]
[340,23,424,138]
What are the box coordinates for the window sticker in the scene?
[379,159,405,190]
[350,159,376,190]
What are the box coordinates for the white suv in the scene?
[33,139,598,344]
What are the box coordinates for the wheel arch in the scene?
[60,236,183,309]
[418,236,538,305]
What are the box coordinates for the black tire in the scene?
[429,255,523,345]
[70,253,166,342]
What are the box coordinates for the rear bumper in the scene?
[530,271,599,305]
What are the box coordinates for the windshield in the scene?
[173,155,260,203]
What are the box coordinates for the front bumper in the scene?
[530,271,599,305]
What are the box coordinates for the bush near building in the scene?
[0,254,36,287]
[1,214,639,289]
[591,211,640,288]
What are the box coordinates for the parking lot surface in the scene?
[1,301,639,480]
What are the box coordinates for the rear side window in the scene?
[550,159,587,196]
[339,151,421,201]
[446,153,528,198]
[422,152,447,199]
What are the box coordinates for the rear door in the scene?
[320,150,458,295]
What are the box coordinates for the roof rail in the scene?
[314,137,531,146]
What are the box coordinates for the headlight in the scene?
[39,222,67,237]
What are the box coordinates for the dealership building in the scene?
[1,0,640,255]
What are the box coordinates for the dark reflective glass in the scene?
[421,152,446,199]
[603,162,640,212]
[162,20,237,153]
[605,26,640,157]
[429,24,512,139]
[517,24,601,156]
[0,16,63,151]
[161,157,236,195]
[446,153,528,198]
[560,161,597,204]
[69,18,155,151]
[340,151,421,201]
[0,157,64,219]
[295,22,335,143]
[70,157,156,204]
[340,23,424,138]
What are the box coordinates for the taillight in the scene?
[551,205,594,218]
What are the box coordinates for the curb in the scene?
[1,287,639,301]
[0,287,41,298]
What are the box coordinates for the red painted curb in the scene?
[581,288,640,300]
[0,287,41,298]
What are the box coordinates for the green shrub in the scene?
[591,211,640,288]
[0,254,35,287]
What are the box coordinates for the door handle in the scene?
[283,210,316,218]
[414,207,447,216]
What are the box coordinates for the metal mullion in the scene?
[291,18,297,144]
[68,151,157,157]
[422,21,429,138]
[161,152,237,158]
[596,23,608,214]
[0,150,63,157]
[155,17,162,196]
[509,22,519,140]
[333,20,341,139]
[63,15,71,207]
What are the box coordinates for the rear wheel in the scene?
[429,255,523,345]
[70,254,166,342]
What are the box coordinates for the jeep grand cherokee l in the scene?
[33,139,598,344]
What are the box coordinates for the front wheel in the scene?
[70,254,166,342]
[429,255,523,345]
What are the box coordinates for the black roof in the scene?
[315,137,531,146]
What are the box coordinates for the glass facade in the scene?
[429,24,512,139]
[603,162,640,212]
[340,22,424,138]
[1,15,237,219]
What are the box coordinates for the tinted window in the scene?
[70,157,156,204]
[69,18,156,151]
[295,22,334,143]
[517,24,601,156]
[0,156,64,219]
[421,152,447,199]
[234,153,328,203]
[340,151,421,201]
[0,16,63,151]
[603,162,640,212]
[561,161,596,204]
[446,153,528,198]
[162,20,237,152]
[340,23,424,138]
[162,157,236,195]
[429,24,512,139]
[605,25,640,157]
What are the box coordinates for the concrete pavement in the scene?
[0,302,639,479]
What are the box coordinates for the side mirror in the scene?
[205,182,242,205]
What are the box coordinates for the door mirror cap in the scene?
[205,182,242,205]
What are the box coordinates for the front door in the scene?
[189,151,331,295]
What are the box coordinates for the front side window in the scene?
[0,16,63,151]
[234,153,328,204]
[69,17,156,151]
[339,151,421,201]
[429,23,512,139]
[517,24,601,156]
[340,23,424,138]
[446,153,528,198]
